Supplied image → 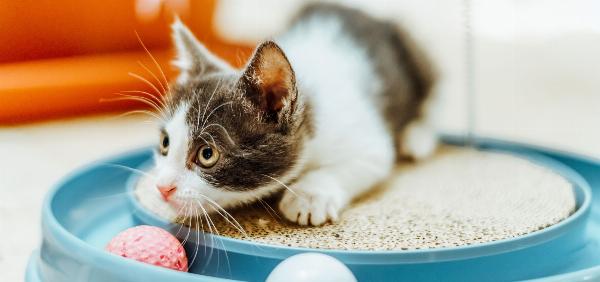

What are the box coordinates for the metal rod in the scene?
[464,0,476,147]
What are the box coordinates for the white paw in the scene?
[401,121,438,160]
[278,174,345,226]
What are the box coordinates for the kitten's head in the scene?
[152,20,310,216]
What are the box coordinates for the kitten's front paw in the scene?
[278,175,345,226]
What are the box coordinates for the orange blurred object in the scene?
[0,0,253,124]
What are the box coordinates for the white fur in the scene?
[275,16,397,225]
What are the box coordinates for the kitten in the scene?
[150,3,437,226]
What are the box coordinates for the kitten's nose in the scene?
[157,184,177,201]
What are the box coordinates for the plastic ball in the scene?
[105,225,188,271]
[266,253,357,282]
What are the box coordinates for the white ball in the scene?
[266,253,357,282]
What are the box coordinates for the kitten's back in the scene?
[287,3,436,135]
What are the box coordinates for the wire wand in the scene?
[463,0,476,147]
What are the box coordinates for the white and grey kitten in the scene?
[149,4,437,226]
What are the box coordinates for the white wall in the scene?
[213,0,600,153]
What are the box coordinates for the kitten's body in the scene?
[274,5,436,224]
[150,4,437,226]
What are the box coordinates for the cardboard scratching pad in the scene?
[136,147,576,250]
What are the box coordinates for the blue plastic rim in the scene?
[26,137,600,282]
[127,146,592,281]
[127,150,591,263]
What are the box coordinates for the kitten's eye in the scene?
[196,145,220,168]
[159,131,169,156]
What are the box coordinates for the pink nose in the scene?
[157,185,177,201]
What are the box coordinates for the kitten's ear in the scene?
[171,18,230,79]
[239,41,297,123]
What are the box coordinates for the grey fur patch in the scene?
[167,45,311,192]
[293,3,436,152]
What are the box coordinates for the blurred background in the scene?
[1,0,599,280]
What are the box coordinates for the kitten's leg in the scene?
[279,157,394,226]
[399,93,439,160]
[399,120,438,160]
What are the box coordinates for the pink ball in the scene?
[106,225,188,272]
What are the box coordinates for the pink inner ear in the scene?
[263,82,289,111]
[254,48,295,112]
[242,41,296,115]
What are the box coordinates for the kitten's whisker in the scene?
[135,31,170,92]
[198,135,213,149]
[160,93,173,117]
[196,203,216,244]
[181,209,193,245]
[117,94,165,116]
[196,205,216,272]
[197,202,216,271]
[188,207,201,269]
[138,61,167,94]
[103,164,157,180]
[198,195,247,237]
[200,132,218,149]
[197,200,231,276]
[112,94,165,115]
[103,95,163,115]
[129,72,163,97]
[175,203,189,237]
[193,202,209,259]
[201,123,236,146]
[257,198,281,220]
[121,90,167,109]
[178,203,192,239]
[175,201,190,237]
[200,78,222,127]
[113,110,163,121]
[197,201,218,237]
[194,89,202,130]
[200,101,233,131]
[261,174,298,197]
[99,96,163,120]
